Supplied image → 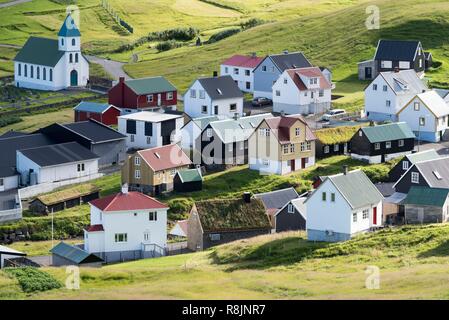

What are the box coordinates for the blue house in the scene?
[253,51,312,99]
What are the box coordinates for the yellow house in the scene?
[122,144,191,195]
[248,115,316,175]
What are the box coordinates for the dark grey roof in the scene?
[0,133,54,177]
[434,88,449,99]
[375,182,396,197]
[18,142,99,167]
[198,75,244,100]
[254,187,299,210]
[62,120,126,143]
[415,157,449,189]
[269,52,312,72]
[374,40,421,61]
[0,131,27,139]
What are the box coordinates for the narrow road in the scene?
[86,55,132,81]
[0,0,32,9]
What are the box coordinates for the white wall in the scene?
[220,64,255,93]
[364,76,402,118]
[180,121,201,150]
[184,80,243,118]
[0,175,19,192]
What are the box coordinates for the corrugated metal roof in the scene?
[374,40,421,61]
[415,157,449,189]
[125,76,176,95]
[361,122,415,143]
[269,52,312,72]
[329,170,384,209]
[407,149,440,164]
[403,186,449,207]
[192,116,219,130]
[197,75,243,100]
[176,168,203,183]
[413,91,449,118]
[254,187,299,210]
[74,102,115,114]
[50,242,96,264]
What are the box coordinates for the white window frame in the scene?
[115,233,128,243]
[402,161,409,170]
[201,105,208,114]
[135,169,141,179]
[287,204,294,213]
[167,92,173,100]
[146,136,151,144]
[334,144,339,152]
[386,141,391,149]
[199,90,205,99]
[190,89,196,98]
[295,128,300,136]
[398,139,404,147]
[381,60,392,68]
[147,94,153,103]
[411,172,419,184]
[135,156,141,166]
[206,128,213,138]
[374,143,380,150]
[362,209,369,219]
[352,212,357,223]
[324,145,330,154]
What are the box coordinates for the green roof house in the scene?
[173,168,203,192]
[14,13,89,91]
[403,186,449,224]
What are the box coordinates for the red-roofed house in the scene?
[122,144,192,195]
[84,185,169,263]
[272,67,332,115]
[220,54,263,93]
[248,114,316,175]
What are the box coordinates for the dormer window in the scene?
[216,88,222,95]
[309,78,318,85]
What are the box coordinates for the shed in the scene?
[173,168,203,192]
[50,242,103,267]
[74,101,121,126]
[29,184,100,214]
[403,186,449,224]
[0,245,26,268]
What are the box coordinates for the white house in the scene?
[14,14,89,91]
[272,67,332,115]
[220,54,263,93]
[118,111,183,150]
[397,90,449,142]
[180,115,218,151]
[84,185,168,263]
[16,142,99,185]
[305,168,384,242]
[183,75,244,118]
[364,69,428,122]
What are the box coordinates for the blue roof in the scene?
[58,14,81,37]
[74,101,115,113]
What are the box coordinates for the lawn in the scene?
[4,223,449,299]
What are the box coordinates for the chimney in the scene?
[121,183,129,194]
[213,71,218,77]
[243,192,251,203]
[283,50,289,54]
[119,77,125,83]
[251,52,257,58]
[342,165,348,175]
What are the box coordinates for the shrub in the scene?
[156,40,182,52]
[361,164,390,183]
[4,267,62,293]
[149,27,198,41]
[0,115,22,128]
[207,28,241,44]
[240,18,265,30]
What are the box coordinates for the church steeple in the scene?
[58,14,81,52]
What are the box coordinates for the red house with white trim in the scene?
[108,76,178,112]
[74,101,121,126]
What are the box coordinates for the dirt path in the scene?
[86,55,132,81]
[0,0,32,9]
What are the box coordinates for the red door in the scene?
[373,207,377,225]
[301,158,306,169]
[291,160,295,172]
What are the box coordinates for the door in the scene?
[301,158,306,169]
[365,67,372,79]
[70,70,78,86]
[291,159,296,172]
[157,94,161,106]
[144,231,151,243]
[373,207,377,225]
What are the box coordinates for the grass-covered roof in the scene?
[36,183,100,206]
[195,198,270,232]
[315,126,360,145]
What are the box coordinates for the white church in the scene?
[14,13,89,91]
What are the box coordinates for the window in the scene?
[374,143,380,150]
[262,66,267,72]
[24,64,27,77]
[419,59,423,68]
[398,139,404,147]
[359,130,363,137]
[224,67,228,73]
[18,63,21,76]
[147,94,153,102]
[386,100,391,107]
[373,84,377,91]
[0,178,3,186]
[210,234,221,241]
[275,90,280,97]
[386,141,391,149]
[149,211,158,221]
[419,117,426,126]
[206,128,213,138]
[283,78,288,84]
[383,85,388,92]
[287,204,294,213]
[190,89,196,98]
[414,102,420,111]
[319,90,324,97]
[381,60,392,68]
[170,169,176,176]
[135,157,141,166]
[49,69,53,81]
[167,92,173,100]
[130,134,135,142]
[322,192,326,201]
[69,54,73,63]
[352,212,357,222]
[362,209,369,219]
[246,82,251,90]
[295,128,300,136]
[77,163,85,172]
[402,161,409,170]
[399,61,410,69]
[229,104,237,111]
[283,144,289,154]
[146,136,151,144]
[290,144,295,153]
[61,38,64,46]
[201,105,208,114]
[262,159,269,166]
[115,233,127,243]
[135,169,141,179]
[334,144,339,152]
[30,65,33,78]
[311,91,314,99]
[144,232,150,242]
[331,193,335,202]
[259,128,270,137]
[233,68,239,75]
[72,38,75,46]
[324,145,330,154]
[43,68,46,80]
[75,53,79,63]
[300,141,311,152]
[36,67,40,79]
[411,172,419,184]
[245,69,250,76]
[199,90,205,99]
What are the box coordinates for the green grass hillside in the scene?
[3,224,449,299]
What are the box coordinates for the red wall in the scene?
[108,78,177,110]
[74,107,120,126]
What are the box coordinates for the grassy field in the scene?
[2,223,449,299]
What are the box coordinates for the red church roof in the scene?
[221,55,263,69]
[89,191,168,212]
